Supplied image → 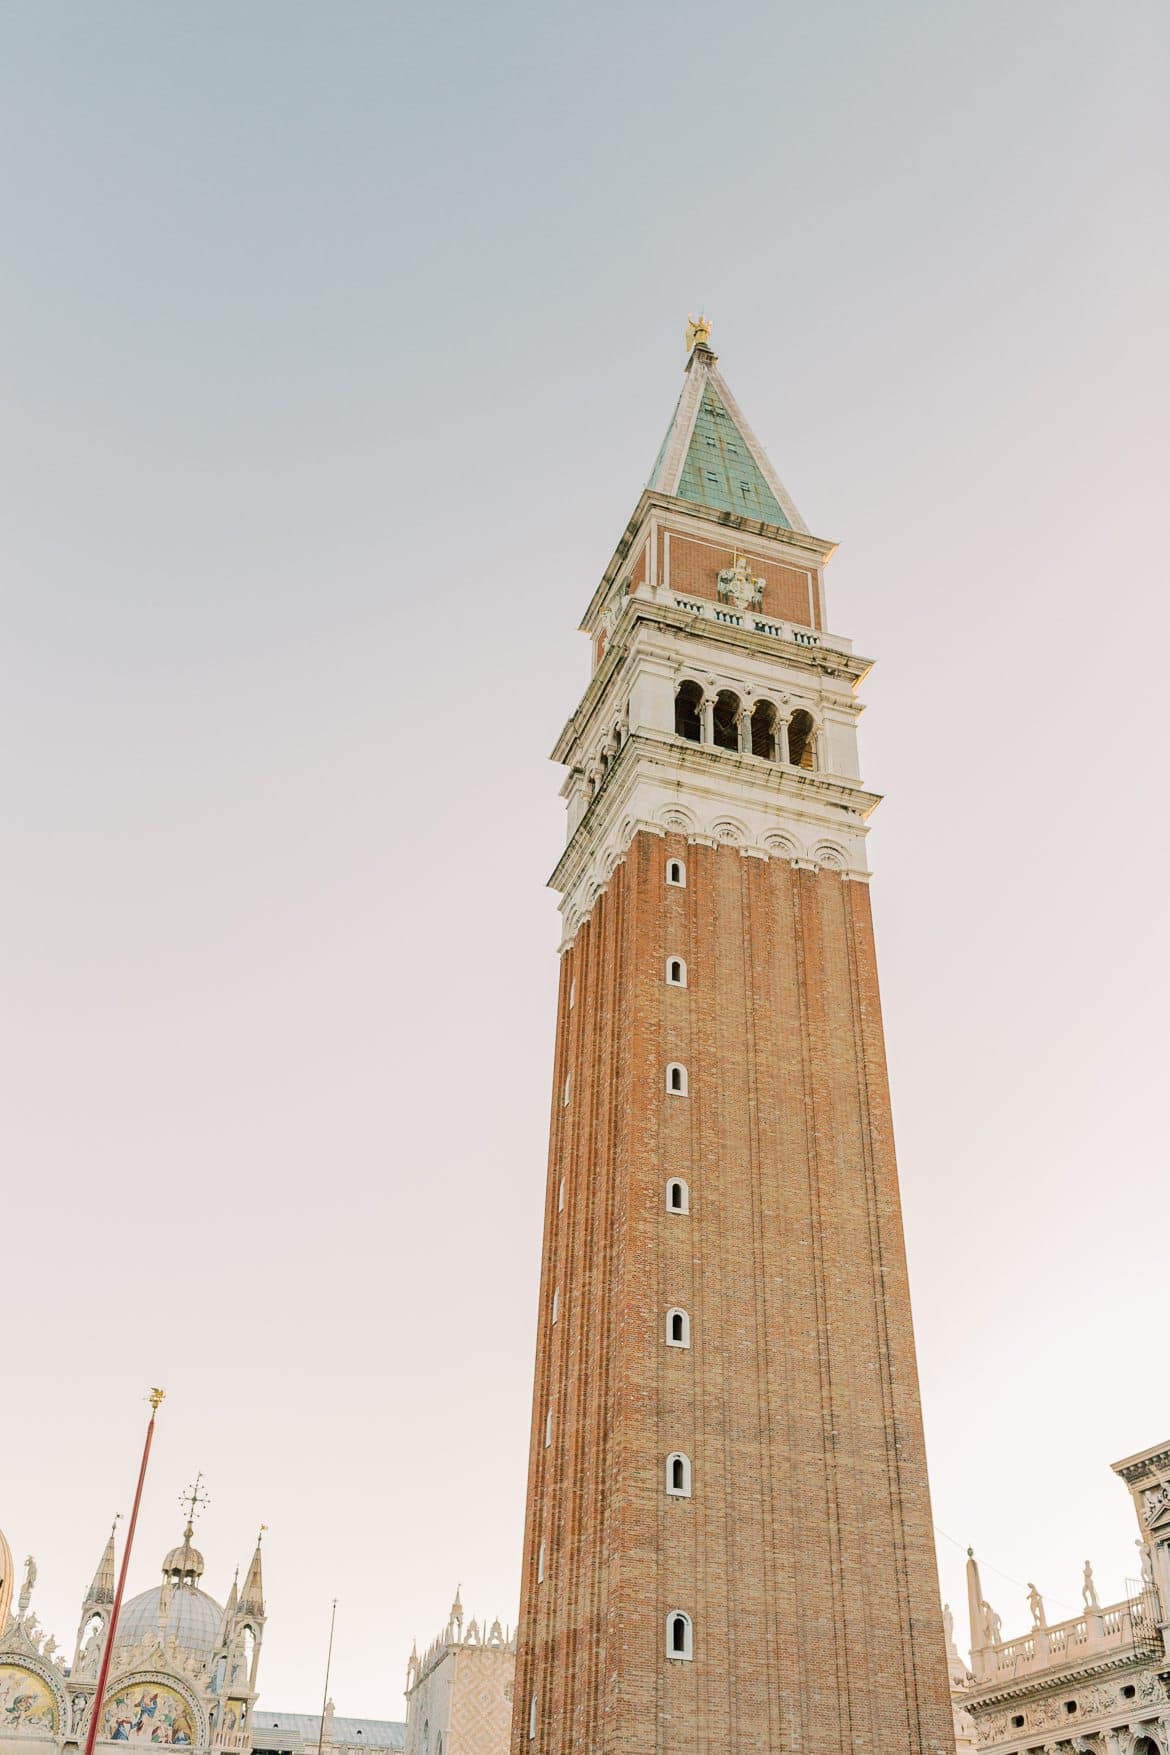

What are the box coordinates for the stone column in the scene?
[777,714,791,765]
[700,694,715,745]
[738,707,753,755]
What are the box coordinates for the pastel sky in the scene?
[2,0,1168,1717]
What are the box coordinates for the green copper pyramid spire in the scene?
[648,326,806,534]
[675,386,791,525]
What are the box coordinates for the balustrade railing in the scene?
[666,590,845,652]
[976,1594,1161,1682]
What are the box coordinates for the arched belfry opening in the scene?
[750,699,777,759]
[788,708,815,769]
[712,690,740,751]
[674,680,702,742]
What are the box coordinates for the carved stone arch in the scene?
[762,831,800,861]
[0,1650,69,1735]
[658,804,698,834]
[710,816,747,845]
[811,840,847,869]
[100,1670,207,1748]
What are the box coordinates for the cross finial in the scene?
[180,1472,210,1532]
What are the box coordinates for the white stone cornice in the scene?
[550,729,875,943]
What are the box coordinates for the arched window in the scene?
[666,956,687,987]
[787,708,816,770]
[665,1610,693,1661]
[665,1178,689,1214]
[665,1307,691,1348]
[674,680,703,742]
[712,689,741,751]
[666,858,686,887]
[528,1695,537,1740]
[665,1452,692,1497]
[665,1062,688,1096]
[751,699,778,759]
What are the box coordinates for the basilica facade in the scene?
[0,1505,264,1755]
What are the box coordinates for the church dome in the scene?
[162,1531,205,1583]
[114,1523,222,1660]
[115,1582,223,1658]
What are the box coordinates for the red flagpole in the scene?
[83,1388,165,1755]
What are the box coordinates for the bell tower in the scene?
[512,325,955,1753]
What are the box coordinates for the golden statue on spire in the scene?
[686,313,712,353]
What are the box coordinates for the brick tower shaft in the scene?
[512,329,955,1755]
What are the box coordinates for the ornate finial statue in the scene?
[18,1555,37,1616]
[981,1599,1002,1645]
[1082,1560,1100,1610]
[685,313,712,353]
[1137,1539,1156,1590]
[1027,1582,1047,1628]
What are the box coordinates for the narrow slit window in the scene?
[666,1063,688,1096]
[665,1307,691,1348]
[666,1452,692,1497]
[551,1287,559,1324]
[537,1541,545,1582]
[562,1074,571,1106]
[666,858,686,887]
[665,1611,693,1661]
[528,1695,537,1740]
[666,956,687,987]
[666,1178,689,1214]
[544,1409,552,1447]
[558,1178,565,1212]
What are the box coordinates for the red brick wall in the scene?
[512,834,954,1754]
[665,534,820,629]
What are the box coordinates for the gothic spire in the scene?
[239,1530,265,1618]
[217,1570,240,1648]
[85,1518,119,1607]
